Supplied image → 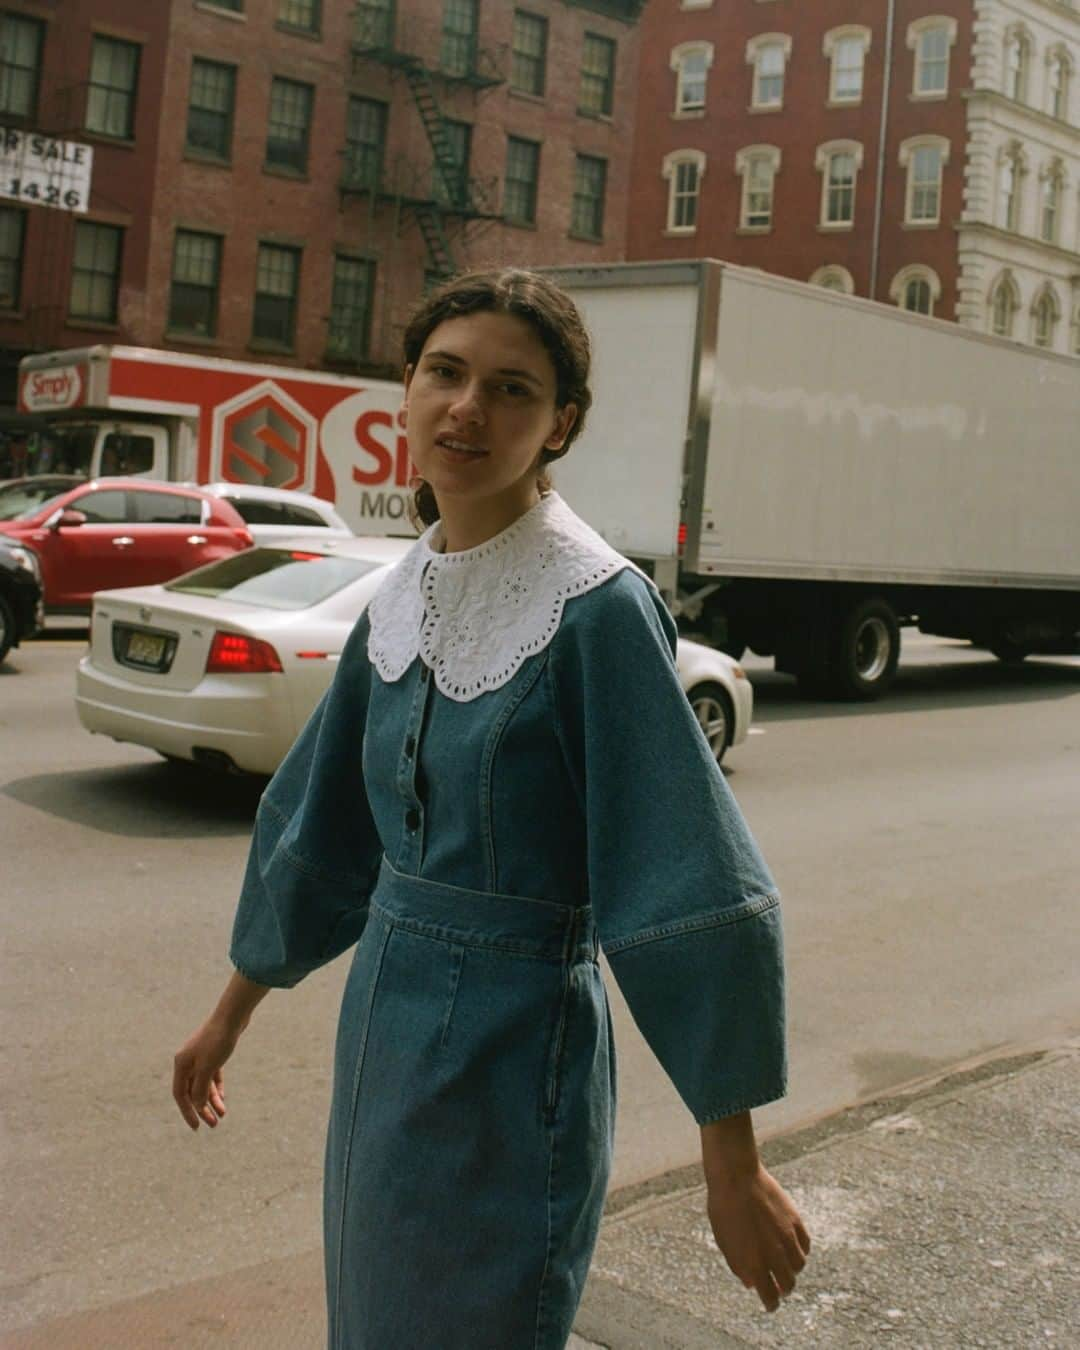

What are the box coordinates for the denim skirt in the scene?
[323,858,616,1349]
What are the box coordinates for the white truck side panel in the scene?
[549,278,698,557]
[699,268,1078,587]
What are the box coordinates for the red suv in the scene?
[0,479,254,615]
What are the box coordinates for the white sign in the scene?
[0,126,93,213]
[20,364,84,412]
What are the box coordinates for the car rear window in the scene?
[226,498,329,528]
[166,548,381,610]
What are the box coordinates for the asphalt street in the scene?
[2,629,1078,1343]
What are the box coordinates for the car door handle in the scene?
[186,534,208,545]
[111,536,135,548]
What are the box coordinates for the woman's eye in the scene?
[501,382,529,397]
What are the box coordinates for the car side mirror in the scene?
[51,509,88,530]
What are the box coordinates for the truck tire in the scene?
[829,596,900,700]
[0,595,14,663]
[687,681,734,764]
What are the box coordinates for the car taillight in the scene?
[234,528,255,546]
[677,522,687,557]
[205,631,283,674]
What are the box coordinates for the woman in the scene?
[174,268,809,1348]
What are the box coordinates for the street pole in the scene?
[870,0,897,303]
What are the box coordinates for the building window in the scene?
[0,12,44,120]
[824,28,870,104]
[69,222,123,323]
[433,119,471,207]
[816,141,862,227]
[891,266,940,316]
[1047,48,1072,121]
[345,97,387,191]
[86,36,140,139]
[579,33,615,117]
[907,18,956,99]
[504,136,539,225]
[671,42,713,115]
[186,59,236,159]
[663,150,705,232]
[809,265,855,294]
[736,145,780,230]
[441,0,478,79]
[1032,287,1058,349]
[168,230,222,337]
[278,0,321,32]
[988,271,1019,338]
[1004,28,1031,104]
[354,0,394,49]
[252,244,300,347]
[746,35,790,109]
[900,136,948,225]
[570,154,606,239]
[511,11,547,97]
[1040,162,1064,245]
[0,206,26,309]
[327,256,374,362]
[266,77,314,174]
[998,143,1025,233]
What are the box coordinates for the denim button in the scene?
[419,664,430,683]
[404,735,416,757]
[405,808,420,831]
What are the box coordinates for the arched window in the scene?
[907,17,957,98]
[998,142,1025,233]
[823,27,871,104]
[899,136,950,225]
[735,144,781,230]
[746,34,792,109]
[670,42,714,115]
[1004,28,1032,103]
[1040,161,1065,245]
[810,265,856,294]
[815,140,863,228]
[988,271,1019,338]
[662,150,706,233]
[890,265,941,317]
[1031,287,1059,349]
[1046,47,1073,122]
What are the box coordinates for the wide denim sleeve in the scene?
[229,614,382,988]
[549,571,787,1124]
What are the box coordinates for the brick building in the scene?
[0,0,644,417]
[627,0,1078,355]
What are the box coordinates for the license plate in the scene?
[124,630,166,667]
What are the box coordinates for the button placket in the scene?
[395,658,432,873]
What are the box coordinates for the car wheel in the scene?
[688,681,734,764]
[0,594,14,663]
[989,639,1030,665]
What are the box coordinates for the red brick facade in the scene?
[627,0,972,319]
[1,0,643,411]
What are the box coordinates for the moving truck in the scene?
[543,260,1080,699]
[16,345,413,531]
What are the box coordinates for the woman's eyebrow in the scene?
[422,351,543,387]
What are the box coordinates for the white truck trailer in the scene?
[544,260,1079,699]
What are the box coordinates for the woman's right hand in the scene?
[172,1014,241,1131]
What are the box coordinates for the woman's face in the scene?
[402,311,577,517]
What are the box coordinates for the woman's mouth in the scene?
[436,436,488,463]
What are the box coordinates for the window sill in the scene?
[736,225,772,235]
[274,20,321,41]
[183,148,233,169]
[817,221,855,232]
[164,329,221,348]
[195,1,247,20]
[576,109,614,123]
[910,90,948,103]
[67,317,120,332]
[747,103,783,114]
[508,88,546,104]
[663,226,697,237]
[901,219,941,230]
[263,163,310,182]
[568,230,603,244]
[672,108,706,120]
[248,338,296,356]
[80,130,136,150]
[826,97,863,110]
[503,216,538,230]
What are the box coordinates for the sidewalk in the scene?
[572,1040,1079,1348]
[5,1042,1077,1348]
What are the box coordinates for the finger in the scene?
[208,1079,227,1119]
[172,1060,201,1131]
[795,1219,811,1256]
[770,1254,797,1296]
[784,1233,807,1273]
[754,1269,781,1313]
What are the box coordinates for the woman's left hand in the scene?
[705,1163,810,1312]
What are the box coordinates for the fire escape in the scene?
[345,4,505,280]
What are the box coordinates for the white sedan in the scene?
[76,538,752,775]
[197,482,353,545]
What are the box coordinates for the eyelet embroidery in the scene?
[367,492,642,703]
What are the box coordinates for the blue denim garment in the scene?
[230,569,786,1349]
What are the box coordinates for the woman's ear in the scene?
[544,403,578,453]
[400,364,414,423]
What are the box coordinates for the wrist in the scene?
[700,1110,761,1188]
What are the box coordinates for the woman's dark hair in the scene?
[402,268,592,527]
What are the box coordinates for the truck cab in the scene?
[30,420,171,480]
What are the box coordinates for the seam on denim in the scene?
[439,943,464,1050]
[380,853,582,913]
[333,920,391,1342]
[603,892,781,954]
[320,901,371,962]
[545,640,587,818]
[534,1097,559,1349]
[228,955,296,990]
[259,798,366,886]
[696,1077,789,1125]
[369,903,574,962]
[479,655,547,892]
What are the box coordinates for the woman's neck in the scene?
[436,483,542,553]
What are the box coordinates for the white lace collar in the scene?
[367,492,637,702]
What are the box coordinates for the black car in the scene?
[0,536,44,662]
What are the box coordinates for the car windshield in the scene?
[12,490,72,521]
[166,548,382,610]
[0,483,69,520]
[27,425,98,477]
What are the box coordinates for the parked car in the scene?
[0,479,254,615]
[197,483,354,545]
[0,474,86,521]
[0,535,44,662]
[75,539,753,775]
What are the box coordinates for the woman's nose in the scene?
[449,380,485,424]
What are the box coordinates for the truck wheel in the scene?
[831,597,900,700]
[0,595,14,663]
[688,681,734,764]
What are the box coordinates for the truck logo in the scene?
[19,364,84,412]
[210,381,316,493]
